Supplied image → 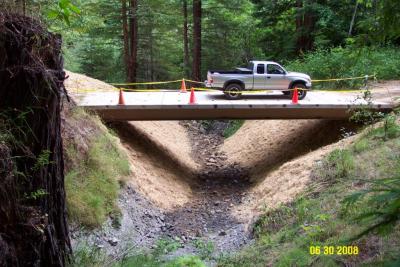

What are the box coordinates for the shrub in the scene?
[286,46,400,89]
[319,149,354,183]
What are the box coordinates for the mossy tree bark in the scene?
[0,13,71,267]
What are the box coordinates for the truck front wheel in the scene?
[224,83,243,100]
[290,83,307,100]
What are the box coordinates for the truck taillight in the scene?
[207,72,213,84]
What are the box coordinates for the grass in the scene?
[65,108,130,228]
[69,240,206,267]
[218,115,400,267]
[223,120,245,138]
[192,239,215,260]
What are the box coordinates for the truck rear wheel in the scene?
[224,83,243,100]
[290,83,307,100]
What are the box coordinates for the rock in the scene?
[108,237,119,246]
[156,217,164,224]
[214,201,220,206]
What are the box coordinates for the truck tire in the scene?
[224,83,243,100]
[290,83,307,100]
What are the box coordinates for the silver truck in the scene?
[205,60,312,100]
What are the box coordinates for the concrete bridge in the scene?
[78,90,394,121]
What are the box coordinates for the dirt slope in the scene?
[231,135,357,223]
[64,71,197,209]
[222,119,354,181]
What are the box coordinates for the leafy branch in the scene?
[47,0,81,26]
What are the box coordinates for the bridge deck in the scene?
[78,91,393,120]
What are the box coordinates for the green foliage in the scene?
[0,109,34,151]
[274,248,311,267]
[24,189,48,201]
[116,254,206,267]
[223,120,245,138]
[153,238,181,256]
[320,149,354,182]
[117,254,161,267]
[350,89,387,126]
[33,150,53,171]
[165,256,206,267]
[68,243,108,267]
[286,46,400,89]
[47,0,81,25]
[353,138,369,153]
[356,0,400,44]
[343,176,400,239]
[253,0,400,59]
[26,0,400,84]
[65,112,130,228]
[202,0,264,72]
[192,239,215,260]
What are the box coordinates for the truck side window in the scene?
[256,64,265,74]
[267,64,285,75]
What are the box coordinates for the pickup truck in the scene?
[205,60,312,100]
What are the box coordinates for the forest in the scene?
[5,0,400,85]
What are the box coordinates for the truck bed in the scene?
[209,68,252,75]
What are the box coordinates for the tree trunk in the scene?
[150,29,154,81]
[128,0,138,83]
[0,13,70,267]
[348,0,359,36]
[192,0,202,81]
[183,0,190,78]
[295,0,316,54]
[121,0,130,81]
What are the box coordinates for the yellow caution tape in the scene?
[193,87,368,94]
[312,75,375,83]
[111,80,183,86]
[72,87,369,94]
[184,79,205,84]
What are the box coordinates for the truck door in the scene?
[265,64,289,90]
[253,63,267,89]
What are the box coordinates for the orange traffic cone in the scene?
[292,87,298,104]
[180,79,187,93]
[189,87,196,104]
[118,89,125,105]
